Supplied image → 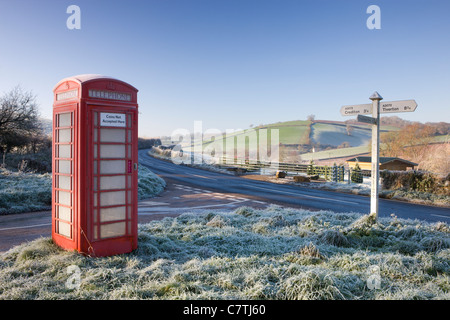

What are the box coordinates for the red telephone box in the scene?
[52,74,138,257]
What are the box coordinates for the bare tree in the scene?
[338,141,350,149]
[0,86,40,165]
[380,123,437,167]
[346,123,354,136]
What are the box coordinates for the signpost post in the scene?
[369,92,382,218]
[341,93,418,220]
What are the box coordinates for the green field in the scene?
[264,120,311,128]
[184,120,312,153]
[300,145,370,161]
[431,135,449,143]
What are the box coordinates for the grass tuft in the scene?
[0,207,449,300]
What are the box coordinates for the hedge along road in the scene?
[138,150,450,224]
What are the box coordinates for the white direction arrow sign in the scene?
[340,104,372,116]
[379,100,418,113]
[341,100,418,116]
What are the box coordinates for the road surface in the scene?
[0,150,448,252]
[138,150,450,223]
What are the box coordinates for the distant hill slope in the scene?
[310,120,403,148]
[172,117,448,164]
[186,120,313,150]
[311,121,370,147]
[255,120,312,145]
[194,119,376,150]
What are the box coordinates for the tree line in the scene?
[379,122,449,176]
[0,86,162,172]
[0,86,51,170]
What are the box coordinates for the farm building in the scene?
[346,157,418,171]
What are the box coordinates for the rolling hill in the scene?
[311,122,370,147]
[178,119,374,163]
[169,117,448,164]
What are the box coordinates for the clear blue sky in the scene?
[0,0,449,137]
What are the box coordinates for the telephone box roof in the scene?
[53,74,138,91]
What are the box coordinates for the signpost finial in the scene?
[369,91,383,100]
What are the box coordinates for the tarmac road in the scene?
[138,150,450,223]
[0,150,448,252]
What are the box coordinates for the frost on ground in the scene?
[0,206,448,300]
[0,165,165,215]
[137,164,166,200]
[0,168,52,215]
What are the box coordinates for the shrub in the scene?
[307,160,314,175]
[351,163,363,184]
[293,175,310,183]
[380,170,448,195]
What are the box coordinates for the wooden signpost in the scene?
[341,92,418,219]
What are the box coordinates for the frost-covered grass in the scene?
[1,206,449,300]
[137,164,166,200]
[310,122,371,149]
[0,168,52,215]
[0,165,165,215]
